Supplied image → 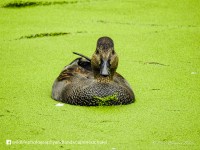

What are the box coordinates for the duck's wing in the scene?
[57,57,92,82]
[52,56,92,101]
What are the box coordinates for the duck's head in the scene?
[91,36,119,82]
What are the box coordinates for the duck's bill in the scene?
[100,60,110,76]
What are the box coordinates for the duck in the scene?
[52,36,135,106]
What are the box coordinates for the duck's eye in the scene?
[112,50,115,54]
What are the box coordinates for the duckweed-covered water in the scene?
[0,0,200,149]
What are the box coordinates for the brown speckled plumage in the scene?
[52,37,135,106]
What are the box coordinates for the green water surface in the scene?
[0,0,200,149]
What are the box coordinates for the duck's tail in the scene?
[73,52,91,62]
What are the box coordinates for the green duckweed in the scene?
[93,93,118,106]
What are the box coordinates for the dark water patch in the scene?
[133,60,168,66]
[97,20,200,28]
[17,31,86,40]
[97,20,131,25]
[2,1,78,8]
[18,32,70,39]
[97,20,169,27]
[144,61,169,66]
[76,31,86,33]
[151,89,160,90]
[6,110,11,113]
[38,113,52,116]
[3,1,39,8]
[97,20,108,24]
[166,110,181,112]
[100,120,118,123]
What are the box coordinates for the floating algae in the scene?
[93,93,118,106]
